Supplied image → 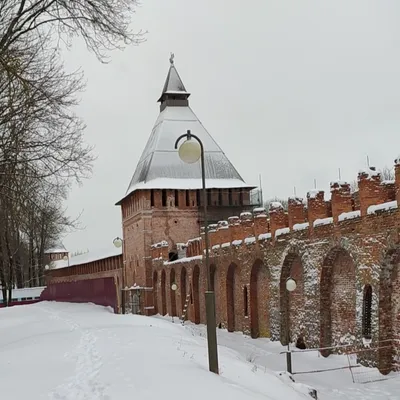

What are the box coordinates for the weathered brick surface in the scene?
[150,164,400,373]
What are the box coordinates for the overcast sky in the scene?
[61,0,400,254]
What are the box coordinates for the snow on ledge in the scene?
[244,237,256,245]
[221,242,231,248]
[164,255,202,265]
[232,240,242,246]
[338,210,361,222]
[367,200,398,215]
[258,232,271,241]
[293,222,309,231]
[313,217,333,227]
[275,227,290,237]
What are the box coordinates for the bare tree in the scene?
[0,0,145,302]
[0,0,145,63]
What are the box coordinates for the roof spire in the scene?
[157,53,190,105]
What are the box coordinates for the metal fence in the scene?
[284,339,400,384]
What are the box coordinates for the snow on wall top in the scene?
[51,247,122,270]
[358,167,380,179]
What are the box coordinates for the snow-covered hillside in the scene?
[0,302,313,400]
[0,303,399,399]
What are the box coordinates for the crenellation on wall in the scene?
[269,202,287,238]
[358,167,382,216]
[330,181,353,223]
[288,197,305,229]
[307,190,328,228]
[395,159,400,205]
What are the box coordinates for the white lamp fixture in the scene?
[171,283,178,291]
[45,265,50,270]
[178,138,201,164]
[113,237,123,248]
[63,255,68,261]
[286,277,297,292]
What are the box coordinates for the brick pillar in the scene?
[228,216,243,241]
[358,167,382,217]
[208,224,218,247]
[253,208,268,237]
[240,211,254,238]
[307,190,327,227]
[217,220,231,244]
[380,181,396,203]
[330,181,352,223]
[288,197,305,229]
[269,202,287,237]
[395,157,400,204]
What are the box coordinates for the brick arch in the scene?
[193,265,201,324]
[320,247,356,356]
[226,262,239,332]
[153,270,158,315]
[378,247,400,374]
[170,268,177,317]
[161,269,167,316]
[250,259,269,338]
[180,267,187,318]
[280,253,304,345]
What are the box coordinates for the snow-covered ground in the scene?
[0,303,398,400]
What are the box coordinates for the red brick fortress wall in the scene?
[151,160,400,374]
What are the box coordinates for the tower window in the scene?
[218,189,223,206]
[150,190,155,207]
[175,190,179,207]
[162,189,167,207]
[239,190,244,206]
[228,189,233,205]
[207,189,212,206]
[186,190,190,207]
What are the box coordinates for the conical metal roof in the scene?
[118,55,253,202]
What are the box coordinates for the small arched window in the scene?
[362,284,373,339]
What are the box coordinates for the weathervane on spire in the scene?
[169,52,175,65]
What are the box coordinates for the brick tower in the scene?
[116,55,256,312]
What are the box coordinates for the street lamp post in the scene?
[175,129,219,375]
[171,282,178,323]
[113,237,126,314]
[285,277,297,374]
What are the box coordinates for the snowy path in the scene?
[39,304,109,400]
[0,302,313,400]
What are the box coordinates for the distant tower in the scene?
[115,55,255,309]
[44,243,69,261]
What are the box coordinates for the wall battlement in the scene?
[152,159,400,259]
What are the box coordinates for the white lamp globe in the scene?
[63,255,68,261]
[286,277,297,292]
[45,265,50,270]
[113,237,123,248]
[171,283,178,291]
[178,139,201,164]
